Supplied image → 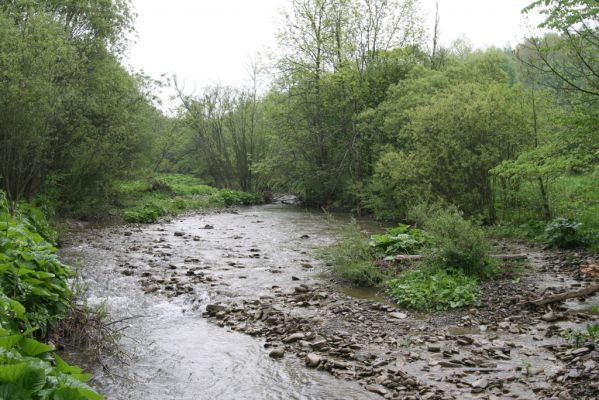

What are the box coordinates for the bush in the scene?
[320,220,388,286]
[545,217,587,248]
[414,204,495,277]
[369,224,433,258]
[387,269,480,311]
[123,202,166,224]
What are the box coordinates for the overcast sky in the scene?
[126,0,539,101]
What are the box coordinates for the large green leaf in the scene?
[0,363,28,382]
[19,339,53,357]
[0,335,23,351]
[21,366,46,392]
[53,387,104,400]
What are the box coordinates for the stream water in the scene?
[59,203,382,400]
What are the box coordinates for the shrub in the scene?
[414,204,495,277]
[545,217,586,248]
[320,220,388,286]
[387,269,480,311]
[123,202,166,224]
[369,224,433,258]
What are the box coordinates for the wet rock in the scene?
[365,385,388,396]
[283,333,305,343]
[291,276,300,281]
[305,353,321,368]
[471,378,488,392]
[174,231,185,237]
[269,348,285,359]
[203,224,214,229]
[124,231,132,236]
[427,345,441,353]
[300,235,310,239]
[206,304,226,316]
[301,263,313,269]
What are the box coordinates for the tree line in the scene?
[0,0,597,239]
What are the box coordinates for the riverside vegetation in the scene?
[0,0,598,398]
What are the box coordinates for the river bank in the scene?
[60,203,598,399]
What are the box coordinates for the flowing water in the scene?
[59,203,382,400]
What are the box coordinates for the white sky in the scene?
[126,0,539,101]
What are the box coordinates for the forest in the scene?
[0,0,598,399]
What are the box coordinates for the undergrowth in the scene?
[118,174,263,223]
[0,192,102,399]
[387,269,480,311]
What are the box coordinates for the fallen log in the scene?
[527,283,599,307]
[394,253,529,261]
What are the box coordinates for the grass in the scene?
[117,174,263,223]
[318,219,390,286]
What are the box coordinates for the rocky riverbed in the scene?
[200,246,599,399]
[61,205,598,399]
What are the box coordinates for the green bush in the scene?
[369,224,433,258]
[387,269,480,311]
[213,189,261,206]
[123,202,166,224]
[545,217,587,248]
[414,204,495,277]
[320,220,388,286]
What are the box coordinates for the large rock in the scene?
[269,348,285,359]
[305,353,321,368]
[283,332,305,343]
[206,304,226,316]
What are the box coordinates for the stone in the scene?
[206,304,226,316]
[305,353,321,368]
[269,348,285,359]
[471,378,489,392]
[427,345,441,353]
[174,231,185,237]
[365,385,388,396]
[389,312,408,320]
[283,333,305,343]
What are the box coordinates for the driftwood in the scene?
[395,253,529,261]
[527,283,599,307]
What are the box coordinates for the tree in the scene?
[520,0,599,97]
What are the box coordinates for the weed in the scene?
[387,269,480,311]
[319,220,389,286]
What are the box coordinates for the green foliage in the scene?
[414,204,495,277]
[545,217,587,248]
[119,174,262,224]
[0,198,101,399]
[0,208,72,332]
[123,202,165,224]
[387,269,480,311]
[319,221,388,287]
[369,224,433,258]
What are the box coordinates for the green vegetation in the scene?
[416,205,496,277]
[562,323,599,346]
[0,195,101,399]
[387,269,480,311]
[323,207,486,311]
[369,225,433,258]
[319,221,389,287]
[118,174,263,224]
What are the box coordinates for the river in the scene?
[59,203,381,400]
